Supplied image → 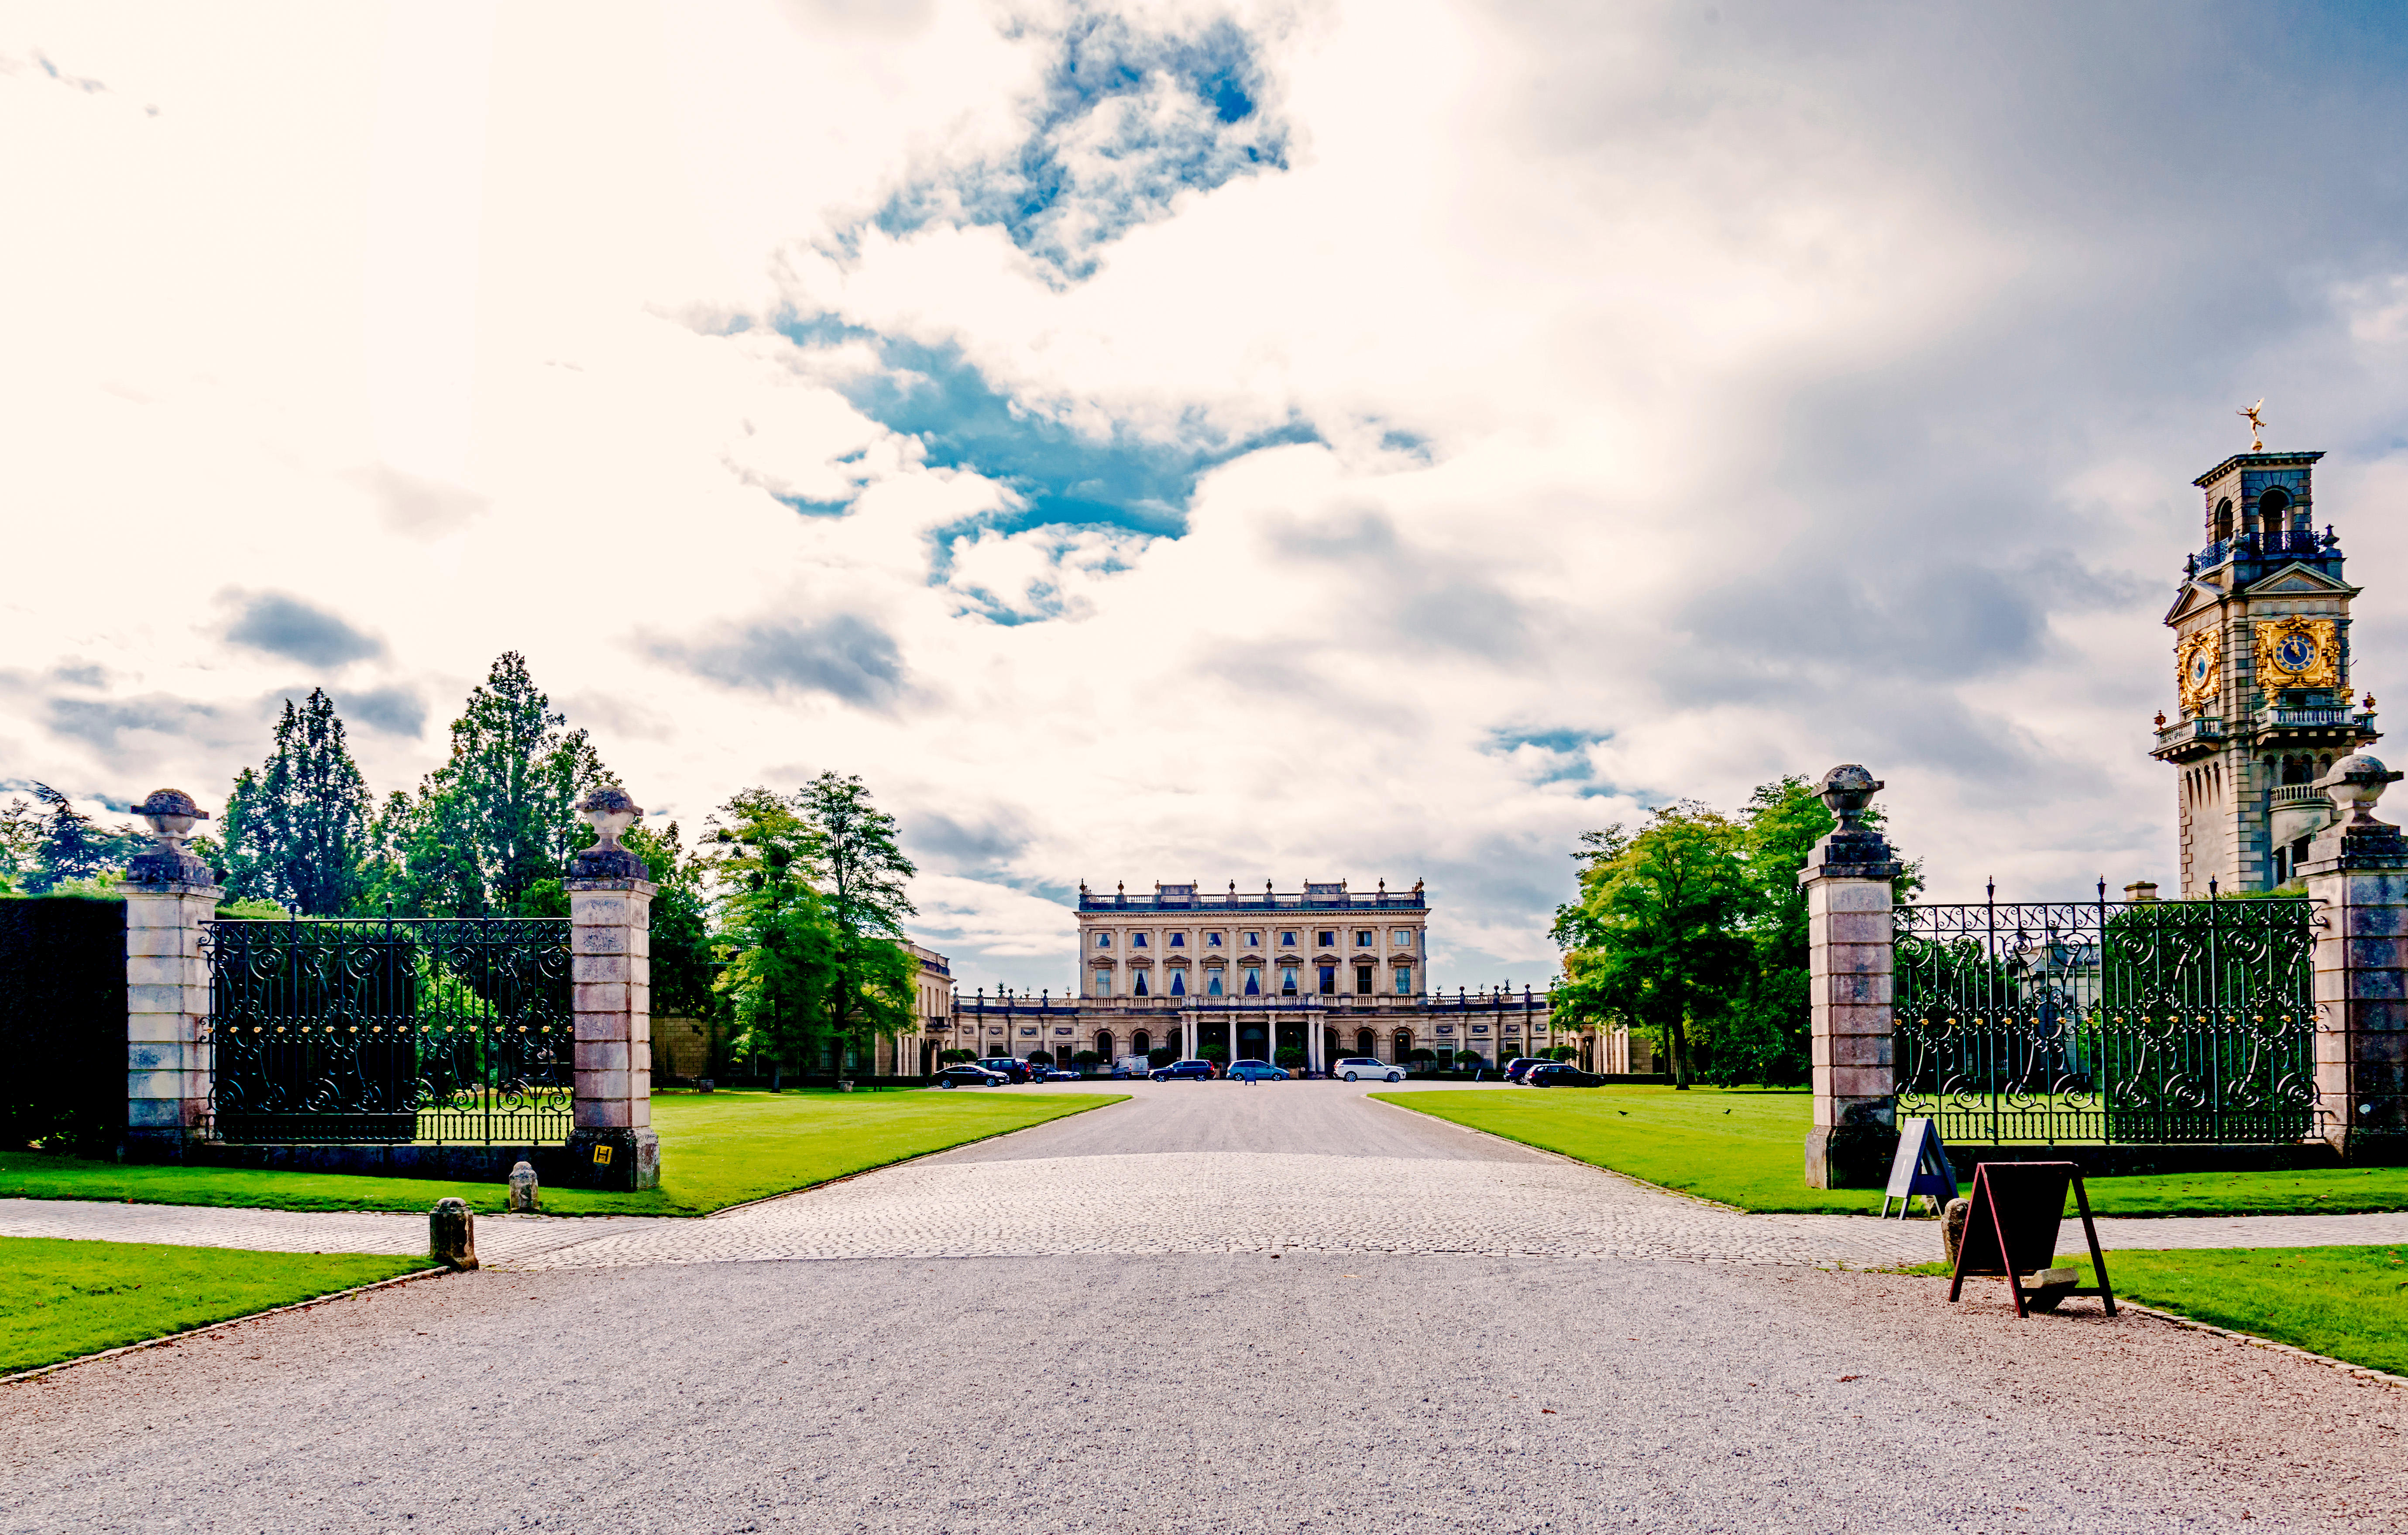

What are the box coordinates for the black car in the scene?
[1150,1058,1216,1082]
[932,1064,1007,1088]
[1501,1057,1549,1083]
[1525,1063,1603,1088]
[973,1056,1033,1083]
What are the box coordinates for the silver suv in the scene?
[1334,1057,1402,1083]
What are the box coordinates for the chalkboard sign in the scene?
[1946,1161,2116,1319]
[1880,1117,1956,1219]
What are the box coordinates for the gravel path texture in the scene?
[5,1084,2406,1532]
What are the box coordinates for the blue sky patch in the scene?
[871,7,1290,282]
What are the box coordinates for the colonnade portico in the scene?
[1174,1011,1328,1070]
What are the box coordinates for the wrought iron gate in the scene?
[1893,885,2319,1145]
[204,915,573,1144]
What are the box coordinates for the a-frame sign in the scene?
[1946,1161,2117,1319]
[1879,1116,1956,1219]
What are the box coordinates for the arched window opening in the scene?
[2214,498,2234,543]
[1096,1030,1114,1061]
[1131,1030,1151,1057]
[1356,1029,1376,1059]
[1393,1029,1414,1063]
[2260,487,2291,526]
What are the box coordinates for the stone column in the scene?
[1801,765,1903,1189]
[123,790,221,1154]
[2299,754,2408,1165]
[566,788,660,1191]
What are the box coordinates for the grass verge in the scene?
[0,1089,1128,1217]
[0,1236,425,1375]
[1896,1245,2408,1378]
[1371,1086,2408,1216]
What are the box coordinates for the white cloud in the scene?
[8,0,2408,989]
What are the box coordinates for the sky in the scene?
[7,0,2408,994]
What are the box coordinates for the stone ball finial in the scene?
[133,788,208,844]
[1817,764,1883,832]
[2319,752,2403,824]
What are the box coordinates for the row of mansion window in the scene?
[1093,928,1417,951]
[1091,963,1414,997]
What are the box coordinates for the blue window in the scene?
[1244,968,1261,996]
[1094,968,1112,995]
[1169,932,1186,948]
[1132,932,1148,948]
[1207,971,1224,996]
[1134,971,1150,997]
[1279,931,1297,947]
[1395,966,1412,994]
[1096,932,1112,948]
[1170,970,1186,996]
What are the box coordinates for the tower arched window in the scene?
[2260,487,2291,528]
[2214,498,2234,543]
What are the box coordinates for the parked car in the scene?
[1525,1063,1604,1088]
[1501,1057,1549,1084]
[1333,1056,1404,1084]
[932,1064,1007,1088]
[1109,1054,1154,1079]
[1036,1066,1079,1082]
[1150,1058,1217,1082]
[974,1056,1033,1083]
[1226,1059,1288,1082]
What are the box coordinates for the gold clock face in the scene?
[2175,628,2221,714]
[2253,616,2340,690]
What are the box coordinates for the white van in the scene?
[1110,1054,1153,1079]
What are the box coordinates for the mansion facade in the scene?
[915,880,1628,1075]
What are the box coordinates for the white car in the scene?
[1334,1056,1402,1083]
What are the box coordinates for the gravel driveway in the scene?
[3,1083,2403,1532]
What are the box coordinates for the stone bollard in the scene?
[506,1161,539,1214]
[696,1078,714,1094]
[429,1197,478,1270]
[1941,1197,1970,1268]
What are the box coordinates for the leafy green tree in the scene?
[24,784,137,893]
[219,690,371,914]
[370,654,612,915]
[797,772,919,1073]
[0,794,40,893]
[711,787,839,1072]
[1551,803,1755,1087]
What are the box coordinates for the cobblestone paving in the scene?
[5,1152,2401,1274]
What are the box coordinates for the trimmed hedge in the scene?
[0,895,127,1150]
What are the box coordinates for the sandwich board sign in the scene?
[1946,1161,2116,1319]
[1879,1117,1956,1219]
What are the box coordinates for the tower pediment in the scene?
[2163,582,2224,627]
[2238,562,2358,598]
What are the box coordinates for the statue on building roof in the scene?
[2238,398,2267,451]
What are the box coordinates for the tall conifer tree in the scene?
[220,689,371,914]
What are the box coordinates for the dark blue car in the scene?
[1150,1059,1216,1082]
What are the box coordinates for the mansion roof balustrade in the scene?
[1079,881,1428,912]
[945,984,1556,1019]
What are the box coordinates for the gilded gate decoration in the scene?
[1893,886,2318,1145]
[2174,627,2222,714]
[2252,615,2342,692]
[204,915,573,1144]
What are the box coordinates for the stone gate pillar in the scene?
[2299,753,2408,1165]
[123,790,221,1155]
[1801,765,1903,1189]
[566,788,660,1190]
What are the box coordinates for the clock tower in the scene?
[2152,445,2379,893]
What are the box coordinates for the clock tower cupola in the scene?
[2153,433,2379,892]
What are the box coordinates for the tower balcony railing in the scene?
[2257,705,2364,729]
[2154,715,2221,749]
[2270,784,2333,808]
[2196,528,2336,567]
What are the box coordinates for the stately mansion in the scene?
[913,880,1627,1076]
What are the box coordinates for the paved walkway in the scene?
[1,1084,2400,1270]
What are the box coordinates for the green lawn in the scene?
[1902,1246,2408,1378]
[0,1236,427,1375]
[0,1090,1127,1218]
[1372,1087,2408,1216]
